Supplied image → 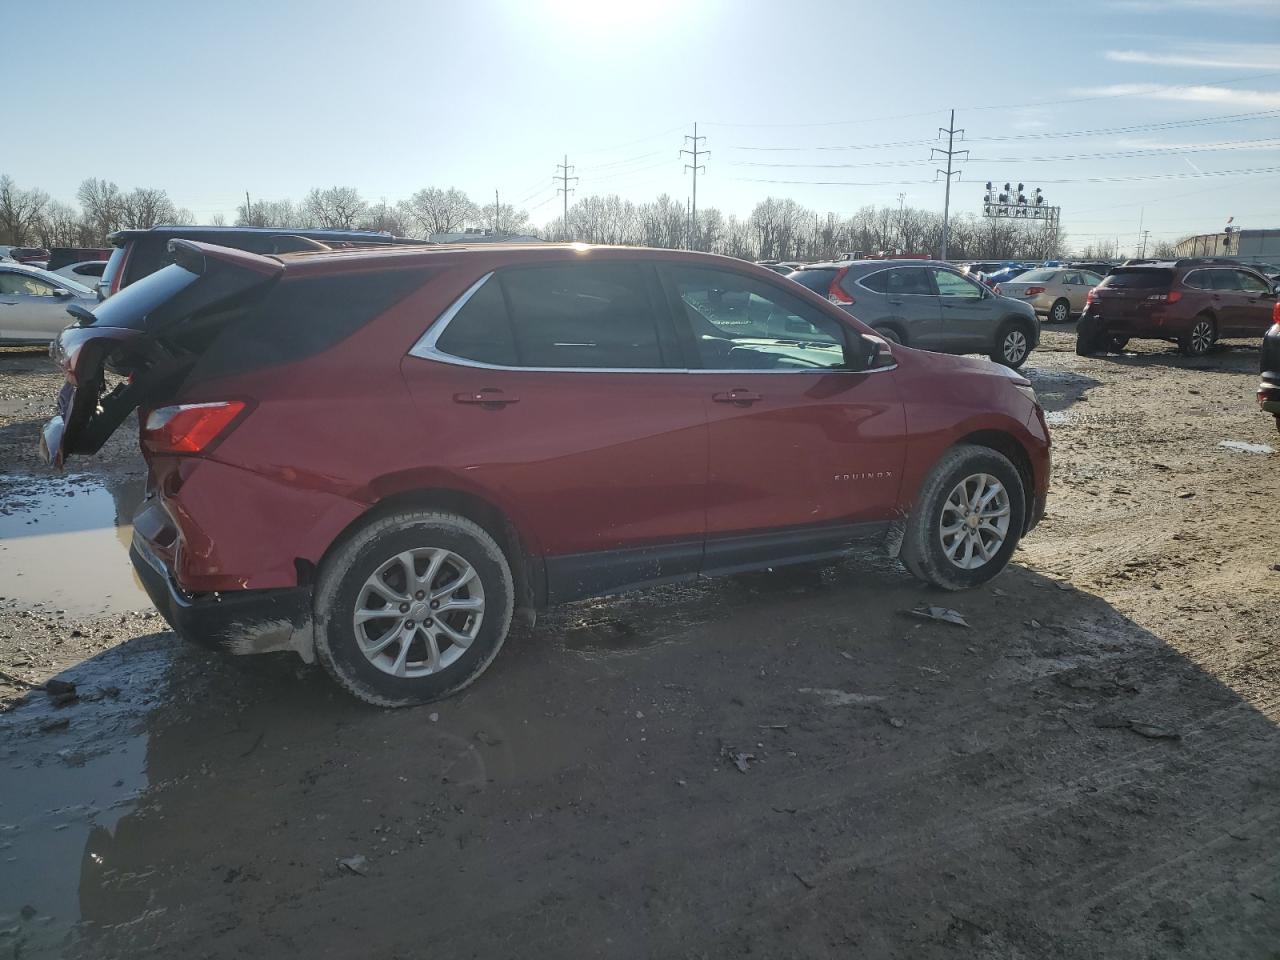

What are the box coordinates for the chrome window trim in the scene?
[408,269,892,376]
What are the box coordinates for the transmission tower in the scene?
[680,123,709,250]
[930,110,967,261]
[555,155,578,241]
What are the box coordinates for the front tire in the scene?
[313,510,514,707]
[991,321,1032,368]
[900,445,1026,591]
[1049,299,1070,324]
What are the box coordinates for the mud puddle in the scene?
[0,635,172,955]
[0,473,148,615]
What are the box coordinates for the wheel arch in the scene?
[953,429,1036,534]
[309,485,545,614]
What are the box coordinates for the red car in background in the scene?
[42,241,1050,706]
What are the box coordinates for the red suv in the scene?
[1076,258,1277,357]
[43,241,1050,706]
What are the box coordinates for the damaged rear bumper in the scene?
[130,536,315,660]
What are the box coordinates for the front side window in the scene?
[0,272,57,296]
[932,269,984,299]
[1236,270,1270,294]
[666,265,849,371]
[433,262,666,370]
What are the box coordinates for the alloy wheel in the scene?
[1190,320,1214,355]
[1052,302,1069,323]
[939,473,1011,570]
[353,548,485,678]
[1002,329,1028,364]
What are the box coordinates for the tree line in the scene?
[4,172,1141,262]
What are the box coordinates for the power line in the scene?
[555,155,579,238]
[727,164,1280,189]
[728,137,1280,168]
[727,108,1280,152]
[680,123,708,250]
[932,111,967,261]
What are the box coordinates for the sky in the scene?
[5,0,1280,253]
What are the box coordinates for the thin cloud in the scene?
[1113,0,1280,13]
[1106,47,1280,70]
[1074,84,1280,109]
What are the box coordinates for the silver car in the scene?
[0,263,96,344]
[997,268,1103,323]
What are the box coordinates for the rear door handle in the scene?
[712,390,763,405]
[453,389,519,407]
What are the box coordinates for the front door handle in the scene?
[712,390,763,405]
[453,389,519,407]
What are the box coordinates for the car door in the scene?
[931,267,994,351]
[1232,269,1276,336]
[1205,269,1245,331]
[0,270,69,341]
[858,266,943,348]
[401,259,710,603]
[658,262,906,572]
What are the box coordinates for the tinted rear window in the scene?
[1018,270,1058,282]
[1100,268,1173,290]
[787,269,836,294]
[188,268,429,381]
[90,263,200,330]
[434,276,518,367]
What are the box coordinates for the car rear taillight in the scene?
[142,401,246,455]
[1274,301,1280,323]
[1145,291,1182,303]
[1085,289,1097,306]
[1024,286,1045,296]
[828,267,855,305]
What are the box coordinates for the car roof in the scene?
[231,242,798,279]
[797,259,953,271]
[107,225,421,246]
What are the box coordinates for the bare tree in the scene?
[209,214,227,227]
[236,197,301,228]
[35,200,81,247]
[359,201,408,235]
[0,175,50,245]
[479,197,531,236]
[77,178,125,243]
[402,187,475,236]
[302,186,367,229]
[121,187,178,229]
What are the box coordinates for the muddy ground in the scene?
[0,330,1277,959]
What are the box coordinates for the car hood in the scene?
[895,340,1032,385]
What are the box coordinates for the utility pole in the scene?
[1140,230,1151,258]
[493,188,501,236]
[244,190,252,224]
[555,155,578,241]
[930,110,967,262]
[1136,206,1145,258]
[680,122,708,250]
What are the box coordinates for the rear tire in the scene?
[991,321,1032,368]
[1179,316,1216,357]
[1106,336,1129,353]
[1049,299,1070,324]
[313,510,514,707]
[900,445,1027,591]
[1075,314,1102,356]
[874,326,903,345]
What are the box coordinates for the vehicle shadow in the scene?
[1089,340,1261,373]
[3,560,1276,959]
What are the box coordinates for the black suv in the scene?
[97,225,422,300]
[1260,303,1280,433]
[788,260,1040,367]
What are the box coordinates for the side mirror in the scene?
[53,288,72,299]
[852,333,896,371]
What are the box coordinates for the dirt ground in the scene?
[0,329,1277,960]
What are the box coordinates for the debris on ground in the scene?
[902,606,970,628]
[337,855,369,876]
[1093,713,1182,740]
[1219,440,1274,455]
[721,744,757,773]
[474,731,502,746]
[799,688,885,707]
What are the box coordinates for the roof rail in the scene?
[269,235,331,254]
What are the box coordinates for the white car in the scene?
[0,262,97,344]
[53,260,108,288]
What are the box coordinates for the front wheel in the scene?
[313,510,515,707]
[900,444,1027,591]
[991,322,1032,368]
